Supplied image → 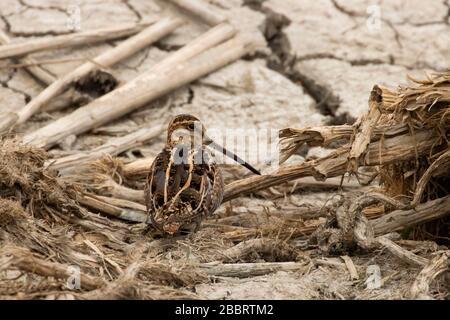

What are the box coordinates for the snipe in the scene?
[145,114,260,235]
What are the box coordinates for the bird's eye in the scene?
[188,123,195,130]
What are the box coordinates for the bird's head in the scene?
[166,114,205,147]
[165,114,261,175]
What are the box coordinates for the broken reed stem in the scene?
[83,175,145,204]
[143,22,235,75]
[372,195,450,235]
[168,0,227,26]
[199,262,306,278]
[78,194,147,222]
[0,29,91,114]
[0,17,183,135]
[0,29,55,85]
[123,157,155,177]
[411,149,450,207]
[347,86,382,172]
[24,33,252,148]
[0,20,157,60]
[48,124,163,173]
[340,255,359,280]
[375,236,429,267]
[223,130,437,201]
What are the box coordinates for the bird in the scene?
[144,114,260,235]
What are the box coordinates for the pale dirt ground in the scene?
[0,0,449,299]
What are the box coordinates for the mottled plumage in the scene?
[144,114,259,235]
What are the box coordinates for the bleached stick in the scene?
[79,194,147,222]
[0,29,92,113]
[123,157,155,176]
[86,176,145,204]
[0,17,182,135]
[372,196,450,235]
[199,261,306,278]
[223,130,437,202]
[48,125,163,173]
[0,20,157,60]
[0,29,55,85]
[375,236,429,267]
[24,34,252,148]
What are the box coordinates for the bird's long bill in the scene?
[206,138,261,175]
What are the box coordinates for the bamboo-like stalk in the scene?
[223,130,437,202]
[199,261,306,278]
[340,255,359,280]
[123,157,155,177]
[0,30,92,114]
[87,177,145,204]
[22,22,235,144]
[375,236,429,267]
[78,194,147,222]
[23,34,252,148]
[0,20,157,60]
[168,0,227,26]
[142,22,235,75]
[0,17,183,134]
[347,86,382,172]
[48,125,163,173]
[372,196,450,235]
[0,29,55,85]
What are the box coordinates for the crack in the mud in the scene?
[0,70,32,103]
[330,0,363,18]
[118,47,152,72]
[122,0,143,22]
[5,0,73,37]
[0,15,12,33]
[19,0,69,15]
[242,0,351,124]
[153,42,183,52]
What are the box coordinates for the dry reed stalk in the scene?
[168,0,227,26]
[0,32,91,115]
[219,238,297,262]
[279,123,409,164]
[0,30,84,119]
[340,255,359,280]
[0,29,55,85]
[123,157,155,177]
[0,20,157,60]
[48,124,163,173]
[224,129,438,201]
[375,236,429,267]
[83,175,145,204]
[199,261,306,278]
[372,196,450,235]
[222,221,322,242]
[347,86,382,172]
[23,28,248,148]
[0,17,183,134]
[78,194,147,222]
